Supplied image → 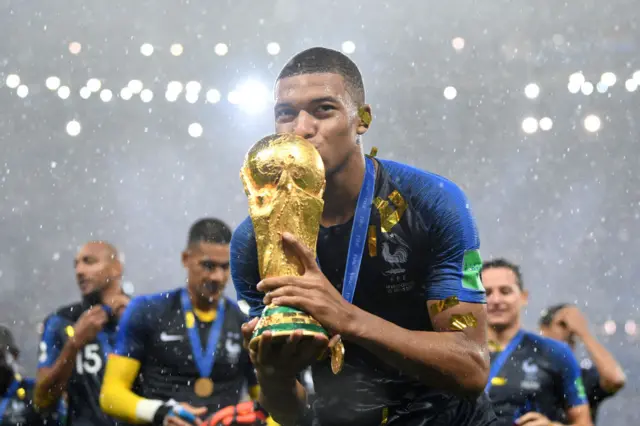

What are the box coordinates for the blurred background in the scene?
[0,0,637,422]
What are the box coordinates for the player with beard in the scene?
[231,47,495,426]
[34,241,130,425]
[481,259,592,426]
[100,218,270,426]
[539,304,625,424]
[1,325,65,425]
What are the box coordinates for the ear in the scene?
[520,289,529,306]
[112,260,123,279]
[181,250,190,269]
[357,105,372,135]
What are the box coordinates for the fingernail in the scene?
[282,232,293,240]
[256,283,263,291]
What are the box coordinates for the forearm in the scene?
[347,307,489,397]
[580,331,626,391]
[257,374,307,426]
[35,340,80,408]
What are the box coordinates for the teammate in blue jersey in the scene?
[1,325,65,426]
[481,259,592,426]
[539,304,625,424]
[34,241,130,425]
[231,47,496,426]
[100,218,270,426]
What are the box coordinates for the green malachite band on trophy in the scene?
[261,306,304,317]
[252,322,328,338]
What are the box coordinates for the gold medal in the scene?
[194,377,214,397]
[330,338,345,375]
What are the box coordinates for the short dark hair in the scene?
[538,303,570,327]
[277,47,365,105]
[481,258,524,290]
[187,218,232,247]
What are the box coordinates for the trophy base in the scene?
[249,305,328,351]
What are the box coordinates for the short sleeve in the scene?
[37,315,66,369]
[549,341,589,407]
[113,296,150,360]
[230,216,264,318]
[418,178,486,303]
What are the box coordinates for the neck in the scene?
[321,151,366,227]
[488,321,522,349]
[188,290,218,312]
[99,281,122,303]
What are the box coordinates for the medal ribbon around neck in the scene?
[180,289,226,379]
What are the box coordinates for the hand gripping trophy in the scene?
[240,133,344,374]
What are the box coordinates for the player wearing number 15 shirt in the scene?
[34,241,130,426]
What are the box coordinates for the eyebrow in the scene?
[275,96,340,109]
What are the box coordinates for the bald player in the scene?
[35,241,130,425]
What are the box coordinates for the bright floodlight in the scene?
[100,89,113,102]
[165,91,179,102]
[45,76,61,91]
[170,43,184,56]
[521,117,538,134]
[87,78,101,92]
[120,87,133,101]
[633,70,640,83]
[603,320,616,335]
[140,43,154,56]
[66,120,81,136]
[539,117,553,131]
[584,115,601,132]
[581,82,594,96]
[569,72,585,86]
[230,80,270,113]
[140,89,153,103]
[567,81,581,94]
[57,86,71,99]
[443,86,457,100]
[185,81,202,94]
[185,91,199,104]
[69,42,82,55]
[167,81,183,95]
[625,320,637,336]
[600,72,616,86]
[524,83,540,99]
[214,43,229,56]
[596,82,608,93]
[6,74,20,89]
[79,87,91,99]
[206,89,221,103]
[625,79,638,92]
[128,80,143,94]
[16,85,29,98]
[341,41,356,54]
[267,42,281,55]
[451,37,465,51]
[188,123,203,138]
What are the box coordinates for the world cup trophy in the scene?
[240,133,343,374]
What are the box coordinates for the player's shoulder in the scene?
[378,158,471,217]
[523,331,575,363]
[223,297,248,321]
[44,302,83,328]
[128,287,181,313]
[231,216,256,248]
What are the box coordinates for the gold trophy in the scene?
[240,133,344,374]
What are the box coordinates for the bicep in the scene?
[565,404,592,425]
[427,301,488,348]
[230,217,264,318]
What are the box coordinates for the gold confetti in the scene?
[381,407,389,425]
[17,388,26,399]
[65,326,75,337]
[488,340,502,352]
[449,313,478,331]
[374,190,407,233]
[358,107,372,126]
[368,146,378,157]
[367,225,377,257]
[429,296,460,317]
[491,377,507,386]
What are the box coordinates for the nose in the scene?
[292,111,316,140]
[209,267,226,283]
[486,291,501,305]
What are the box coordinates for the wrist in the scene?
[150,399,177,425]
[340,304,367,340]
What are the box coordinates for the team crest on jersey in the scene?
[380,233,414,293]
[520,358,541,390]
[225,332,242,364]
